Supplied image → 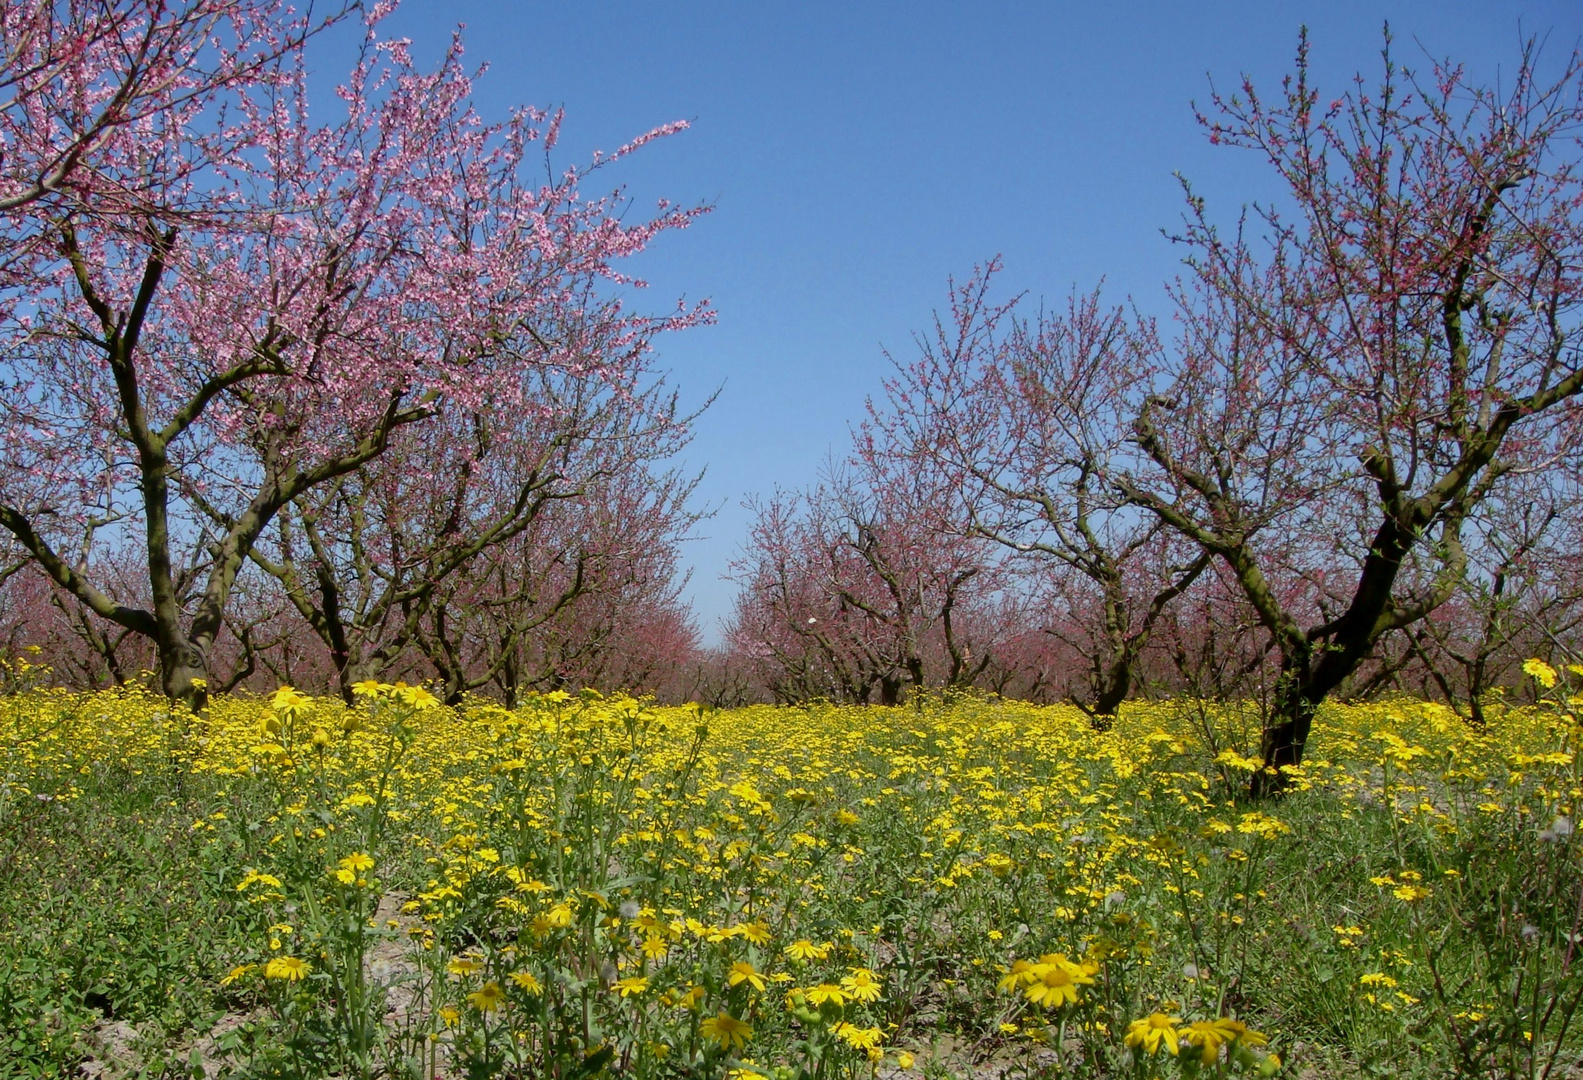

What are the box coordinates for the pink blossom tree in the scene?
[1114,34,1583,785]
[240,365,697,702]
[406,448,703,706]
[1402,471,1583,721]
[871,266,1210,722]
[726,490,854,703]
[0,0,352,215]
[730,454,1005,706]
[0,7,709,709]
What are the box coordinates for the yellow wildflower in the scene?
[612,975,650,997]
[467,981,506,1012]
[840,967,883,1003]
[1183,1018,1240,1065]
[264,956,309,981]
[785,939,831,962]
[700,1012,753,1051]
[1125,1013,1181,1056]
[834,1022,884,1050]
[219,964,256,987]
[804,983,848,1007]
[1021,955,1094,1008]
[728,961,767,992]
[1524,659,1558,688]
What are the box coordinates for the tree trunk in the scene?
[158,637,210,713]
[879,675,901,706]
[1253,657,1322,797]
[1085,663,1130,731]
[499,647,521,710]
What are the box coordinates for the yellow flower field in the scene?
[1,675,1580,1078]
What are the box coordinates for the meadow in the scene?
[1,658,1580,1079]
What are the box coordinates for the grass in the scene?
[0,669,1579,1079]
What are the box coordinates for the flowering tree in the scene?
[1402,473,1583,721]
[0,0,351,216]
[730,456,1005,705]
[406,450,703,705]
[727,490,859,702]
[0,8,709,709]
[0,554,148,684]
[872,267,1210,721]
[240,366,695,702]
[1113,34,1583,784]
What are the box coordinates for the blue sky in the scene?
[370,0,1577,645]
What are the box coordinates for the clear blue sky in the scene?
[368,0,1577,646]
